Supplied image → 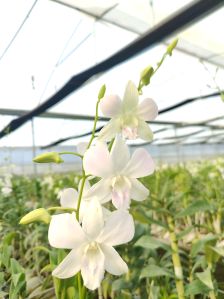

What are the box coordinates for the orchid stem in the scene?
[78,272,83,299]
[87,96,101,149]
[98,286,103,299]
[167,215,185,299]
[59,152,83,159]
[76,170,86,221]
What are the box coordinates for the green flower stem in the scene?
[78,272,83,299]
[76,170,86,222]
[208,263,216,299]
[189,255,194,299]
[59,152,83,159]
[98,286,103,299]
[87,96,102,149]
[167,215,185,299]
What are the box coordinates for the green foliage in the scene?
[1,158,224,298]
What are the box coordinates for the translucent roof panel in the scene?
[0,0,224,148]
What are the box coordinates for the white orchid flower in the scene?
[59,180,110,221]
[48,199,134,290]
[83,135,154,209]
[98,80,158,141]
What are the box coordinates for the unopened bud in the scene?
[140,66,154,86]
[98,84,106,100]
[33,152,63,164]
[20,208,51,225]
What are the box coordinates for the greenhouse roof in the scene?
[0,0,224,148]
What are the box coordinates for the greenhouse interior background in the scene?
[1,0,224,298]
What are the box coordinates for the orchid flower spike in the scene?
[83,135,155,209]
[48,198,134,290]
[98,80,158,141]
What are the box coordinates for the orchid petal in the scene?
[124,148,155,178]
[100,95,122,117]
[122,81,139,112]
[82,198,104,239]
[48,213,86,249]
[137,120,154,141]
[111,135,130,172]
[83,142,112,178]
[138,98,158,121]
[101,244,128,275]
[130,178,149,201]
[84,178,111,203]
[60,188,78,209]
[52,248,82,279]
[81,245,105,290]
[98,118,121,142]
[112,189,130,210]
[98,210,134,246]
[76,142,88,155]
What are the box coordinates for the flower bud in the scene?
[98,84,106,100]
[167,38,178,56]
[20,208,51,225]
[140,66,154,86]
[33,152,63,164]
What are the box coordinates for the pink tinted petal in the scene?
[98,118,121,142]
[48,213,87,249]
[112,189,130,210]
[100,95,122,117]
[138,98,158,121]
[81,245,105,290]
[52,248,82,279]
[98,210,134,246]
[124,148,155,178]
[130,178,149,201]
[110,135,130,172]
[84,179,111,204]
[101,244,128,275]
[137,120,154,141]
[60,188,78,209]
[83,142,112,178]
[82,198,104,239]
[122,81,139,112]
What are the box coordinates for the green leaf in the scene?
[140,264,173,279]
[40,264,53,273]
[112,278,132,291]
[131,210,167,228]
[211,246,224,257]
[12,273,23,287]
[191,234,217,257]
[176,226,193,240]
[185,280,210,296]
[135,235,170,251]
[176,200,212,218]
[196,268,214,290]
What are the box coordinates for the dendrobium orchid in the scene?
[83,135,155,209]
[98,80,158,141]
[48,199,134,290]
